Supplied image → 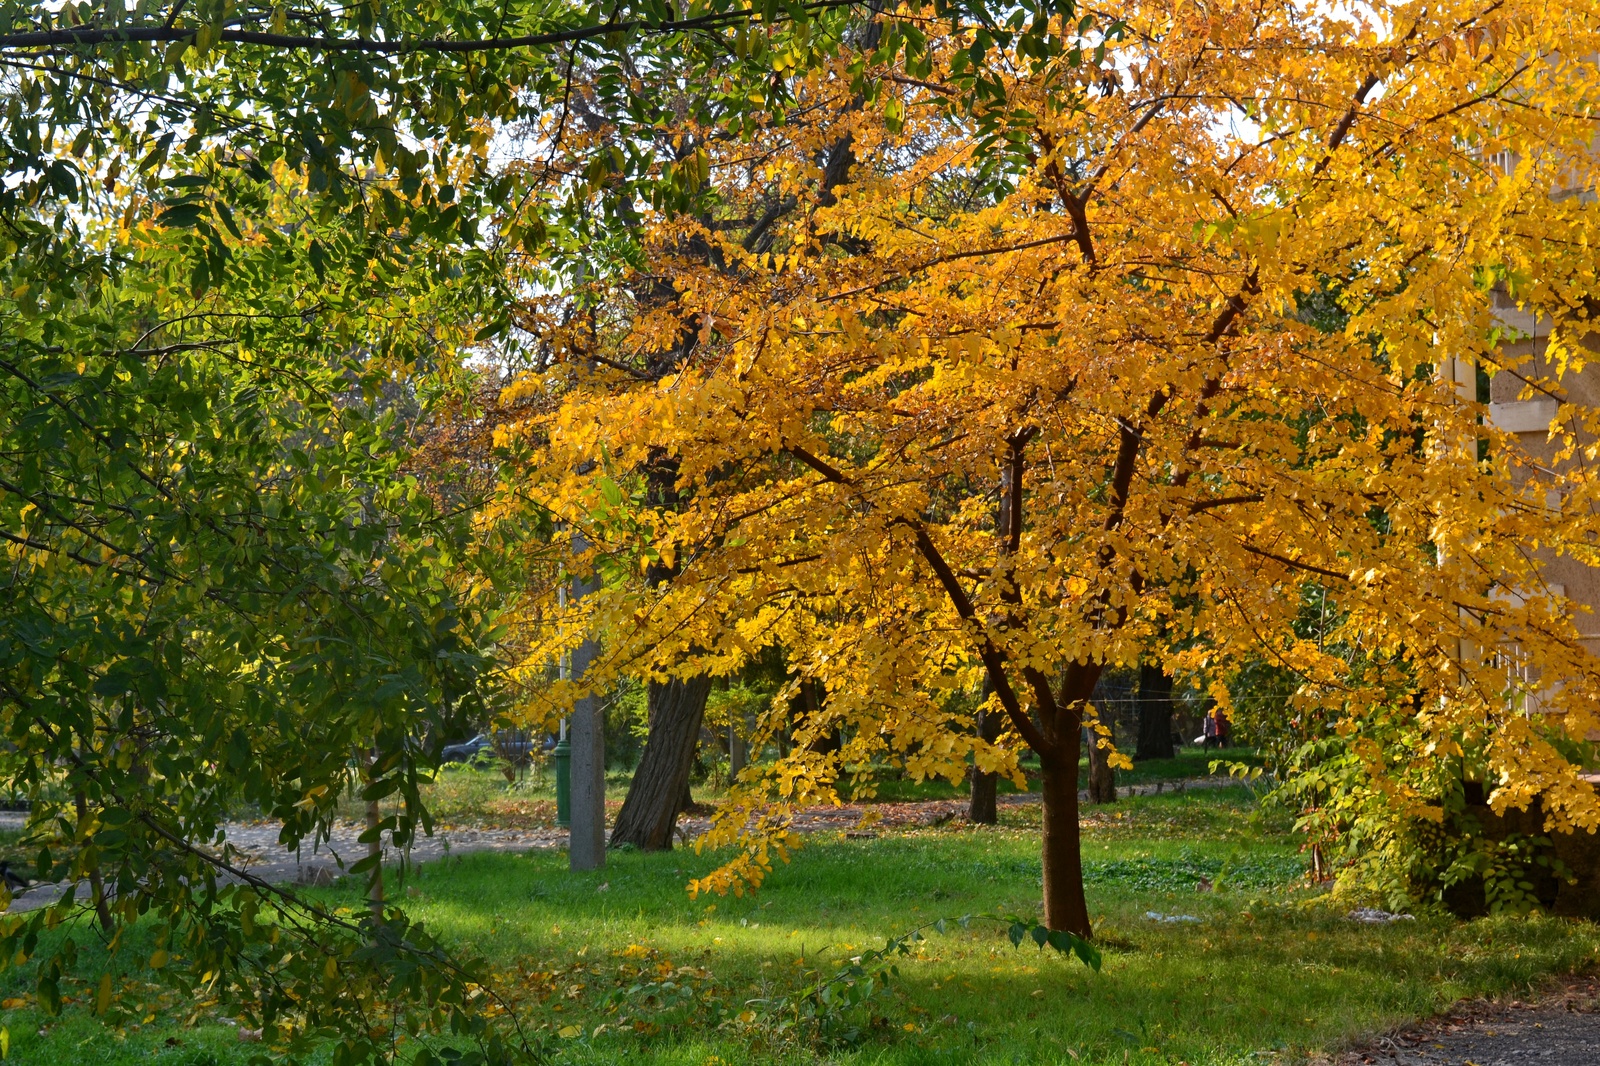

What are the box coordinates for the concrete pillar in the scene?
[567,555,605,871]
[728,716,748,780]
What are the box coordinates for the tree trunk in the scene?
[610,675,713,850]
[968,680,1002,825]
[365,794,384,922]
[808,729,842,755]
[796,677,840,755]
[75,791,113,932]
[1134,662,1175,761]
[1084,723,1117,804]
[1040,751,1092,937]
[609,448,714,851]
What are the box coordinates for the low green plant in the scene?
[6,787,1598,1066]
[742,913,1099,1049]
[1271,712,1582,916]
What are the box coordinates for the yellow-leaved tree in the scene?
[498,0,1600,937]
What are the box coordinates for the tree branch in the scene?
[1187,493,1264,514]
[901,520,1054,757]
[784,445,1054,755]
[0,3,856,53]
[1234,541,1348,582]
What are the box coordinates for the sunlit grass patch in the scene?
[4,786,1596,1065]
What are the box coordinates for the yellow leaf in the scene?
[484,0,1600,933]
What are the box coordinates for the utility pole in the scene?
[366,758,384,921]
[567,535,605,870]
[554,584,570,827]
[728,716,747,780]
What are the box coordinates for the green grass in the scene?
[326,764,645,829]
[3,787,1597,1065]
[1112,746,1269,786]
[350,746,1263,826]
[857,745,1266,802]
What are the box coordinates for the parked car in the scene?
[440,733,491,763]
[440,731,544,764]
[492,730,540,764]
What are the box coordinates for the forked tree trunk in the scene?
[896,427,1108,940]
[968,680,1002,825]
[1040,751,1092,937]
[610,448,713,851]
[1134,662,1175,761]
[610,675,714,850]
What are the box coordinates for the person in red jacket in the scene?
[1202,707,1231,749]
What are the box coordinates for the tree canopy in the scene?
[8,0,1600,1054]
[500,0,1600,936]
[0,0,1100,1056]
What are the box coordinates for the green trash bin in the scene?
[554,727,571,829]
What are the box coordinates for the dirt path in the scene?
[1336,976,1600,1066]
[0,774,1238,912]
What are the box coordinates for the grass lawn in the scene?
[377,745,1267,823]
[2,786,1596,1065]
[833,745,1265,803]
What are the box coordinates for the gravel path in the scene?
[0,774,1240,912]
[1338,977,1600,1066]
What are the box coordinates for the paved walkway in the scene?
[1338,977,1600,1065]
[0,775,1241,912]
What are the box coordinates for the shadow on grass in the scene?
[2,787,1596,1065]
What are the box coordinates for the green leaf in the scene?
[474,318,508,342]
[37,974,60,1016]
[1045,929,1102,971]
[360,778,401,802]
[307,239,328,282]
[156,203,204,228]
[215,201,245,242]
